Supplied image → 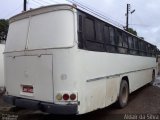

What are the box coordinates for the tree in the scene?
[128,28,137,36]
[0,19,9,43]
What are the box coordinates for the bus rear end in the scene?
[3,4,78,115]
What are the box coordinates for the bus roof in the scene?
[9,4,156,47]
[9,4,74,23]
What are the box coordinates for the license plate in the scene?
[22,85,33,93]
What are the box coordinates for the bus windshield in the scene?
[5,10,74,52]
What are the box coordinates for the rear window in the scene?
[5,19,29,52]
[5,10,74,52]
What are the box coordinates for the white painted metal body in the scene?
[4,5,157,114]
[0,44,5,91]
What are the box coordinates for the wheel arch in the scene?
[153,69,155,75]
[121,76,130,93]
[116,76,130,108]
[152,69,156,82]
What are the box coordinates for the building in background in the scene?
[158,55,160,75]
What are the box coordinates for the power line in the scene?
[49,0,61,4]
[27,0,61,11]
[3,4,23,19]
[129,24,149,27]
[134,14,146,27]
[67,0,124,29]
[29,0,41,7]
[32,0,44,6]
[40,0,53,5]
[31,0,59,7]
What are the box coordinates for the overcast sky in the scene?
[0,0,160,49]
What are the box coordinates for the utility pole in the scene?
[24,0,27,11]
[126,4,130,31]
[126,4,135,31]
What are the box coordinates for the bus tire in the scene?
[117,80,129,108]
[150,70,155,85]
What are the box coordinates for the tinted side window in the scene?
[123,33,128,48]
[139,41,147,56]
[78,15,83,48]
[143,42,147,56]
[151,45,156,57]
[129,36,138,55]
[84,17,105,52]
[77,11,155,57]
[104,26,110,44]
[128,36,134,49]
[109,27,115,45]
[95,22,104,43]
[79,15,82,31]
[121,34,128,54]
[142,42,146,52]
[104,25,110,52]
[108,27,116,53]
[139,41,143,56]
[117,30,127,54]
[134,38,139,50]
[117,30,123,47]
[85,18,95,41]
[147,44,152,56]
[133,38,139,55]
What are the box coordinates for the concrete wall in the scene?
[0,44,5,88]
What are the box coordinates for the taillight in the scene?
[56,93,62,101]
[56,92,77,101]
[70,93,76,101]
[63,94,69,101]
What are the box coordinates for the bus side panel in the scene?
[105,77,121,107]
[77,75,121,114]
[76,50,156,114]
[78,79,106,114]
[128,69,153,93]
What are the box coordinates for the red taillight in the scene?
[70,93,76,101]
[63,94,69,101]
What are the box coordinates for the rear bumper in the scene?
[3,95,78,115]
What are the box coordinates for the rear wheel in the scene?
[150,70,155,85]
[117,80,129,108]
[152,71,155,81]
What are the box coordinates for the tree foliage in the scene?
[0,19,9,43]
[128,28,137,36]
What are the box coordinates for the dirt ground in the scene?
[0,85,160,120]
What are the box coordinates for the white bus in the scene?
[0,44,5,95]
[3,4,157,115]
